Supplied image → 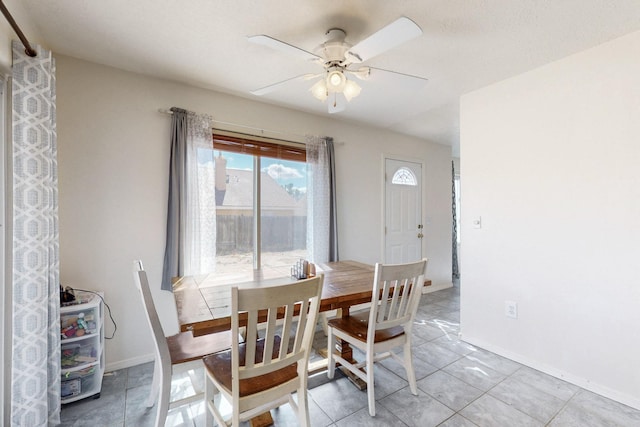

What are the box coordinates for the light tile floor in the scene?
[60,284,640,426]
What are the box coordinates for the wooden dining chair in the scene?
[132,260,234,427]
[202,274,324,427]
[326,259,428,416]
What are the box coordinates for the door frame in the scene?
[381,153,426,263]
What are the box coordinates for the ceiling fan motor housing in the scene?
[318,28,351,63]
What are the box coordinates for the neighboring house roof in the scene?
[218,168,301,210]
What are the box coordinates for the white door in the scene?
[385,158,423,263]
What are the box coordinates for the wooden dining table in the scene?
[173,260,382,361]
[176,260,374,323]
[172,260,430,426]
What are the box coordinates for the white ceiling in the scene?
[21,1,640,155]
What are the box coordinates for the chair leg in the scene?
[204,371,214,427]
[147,358,161,407]
[296,378,310,427]
[319,312,329,337]
[327,328,336,379]
[155,366,171,427]
[205,374,227,427]
[366,350,376,416]
[404,342,418,395]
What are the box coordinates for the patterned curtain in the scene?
[10,41,60,426]
[306,136,338,263]
[162,108,214,290]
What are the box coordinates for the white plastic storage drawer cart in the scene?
[60,291,105,403]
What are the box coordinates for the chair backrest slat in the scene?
[378,281,390,323]
[262,307,278,365]
[244,310,258,369]
[395,278,410,318]
[369,260,428,334]
[388,279,401,319]
[232,275,323,383]
[293,299,309,354]
[279,303,294,358]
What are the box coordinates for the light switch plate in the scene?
[473,216,482,229]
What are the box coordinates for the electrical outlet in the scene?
[505,301,518,319]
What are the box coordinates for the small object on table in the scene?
[291,259,315,280]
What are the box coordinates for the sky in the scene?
[201,149,307,193]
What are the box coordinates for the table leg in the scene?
[327,306,367,390]
[250,412,274,427]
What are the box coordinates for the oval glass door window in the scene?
[391,167,417,186]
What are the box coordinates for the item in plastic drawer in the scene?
[61,343,98,368]
[61,378,81,398]
[61,311,97,339]
[61,366,97,398]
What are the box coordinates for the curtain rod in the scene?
[157,108,309,142]
[0,1,37,57]
[158,108,344,146]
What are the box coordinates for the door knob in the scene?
[417,233,424,239]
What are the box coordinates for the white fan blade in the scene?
[248,35,321,62]
[346,66,371,81]
[250,74,319,96]
[328,93,346,114]
[369,66,428,87]
[345,17,422,63]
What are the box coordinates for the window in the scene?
[391,167,417,186]
[208,132,307,278]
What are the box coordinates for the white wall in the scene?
[0,0,44,71]
[460,30,640,409]
[55,55,452,369]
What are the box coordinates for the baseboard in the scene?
[105,353,154,373]
[460,335,640,411]
[422,281,453,294]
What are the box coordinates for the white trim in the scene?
[461,335,640,411]
[422,282,453,294]
[105,353,155,373]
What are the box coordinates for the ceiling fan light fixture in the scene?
[326,68,346,92]
[343,79,361,102]
[249,16,426,114]
[310,79,328,101]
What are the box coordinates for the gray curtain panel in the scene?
[306,135,339,264]
[161,107,188,291]
[11,40,61,426]
[326,137,339,262]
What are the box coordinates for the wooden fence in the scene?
[216,214,307,254]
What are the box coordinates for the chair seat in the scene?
[167,330,234,365]
[327,311,405,344]
[203,335,298,398]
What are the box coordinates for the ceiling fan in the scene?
[248,17,428,114]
